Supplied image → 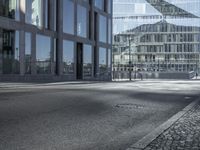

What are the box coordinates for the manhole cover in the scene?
[184,96,191,100]
[115,103,144,109]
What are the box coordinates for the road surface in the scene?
[0,80,199,150]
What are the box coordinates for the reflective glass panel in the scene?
[63,40,74,74]
[99,15,107,43]
[108,0,112,14]
[0,29,19,74]
[77,5,87,38]
[0,0,20,20]
[25,32,31,74]
[94,0,104,10]
[26,0,48,28]
[113,0,200,74]
[108,49,111,70]
[63,0,74,34]
[83,44,92,77]
[36,34,51,74]
[108,19,112,44]
[99,47,107,73]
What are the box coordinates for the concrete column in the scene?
[0,29,2,75]
[31,33,37,75]
[56,0,63,75]
[90,1,95,41]
[19,0,26,75]
[89,1,95,78]
[50,38,55,75]
[20,0,25,22]
[74,0,78,78]
[19,30,25,75]
[95,13,100,77]
[49,0,55,31]
[42,0,46,29]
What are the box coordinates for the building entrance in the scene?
[76,43,83,79]
[1,30,17,74]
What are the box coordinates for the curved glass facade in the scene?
[113,0,200,75]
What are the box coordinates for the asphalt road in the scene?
[0,80,199,150]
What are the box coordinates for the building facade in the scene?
[0,0,112,82]
[113,0,200,79]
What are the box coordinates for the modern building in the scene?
[0,0,112,82]
[113,0,200,79]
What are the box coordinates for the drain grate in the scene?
[115,103,144,109]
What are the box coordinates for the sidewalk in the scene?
[143,100,200,150]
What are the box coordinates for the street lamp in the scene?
[128,36,132,81]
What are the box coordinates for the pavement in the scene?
[143,100,200,150]
[0,80,200,150]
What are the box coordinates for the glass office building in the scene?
[113,0,200,79]
[0,0,112,81]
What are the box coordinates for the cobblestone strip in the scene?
[127,99,200,150]
[144,101,200,150]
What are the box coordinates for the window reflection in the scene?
[99,15,107,43]
[0,29,19,74]
[108,19,112,44]
[77,5,87,38]
[63,40,74,74]
[108,0,112,14]
[94,0,104,10]
[0,0,20,20]
[36,34,51,74]
[25,32,31,74]
[83,45,92,77]
[108,49,111,70]
[113,0,200,73]
[26,0,48,28]
[99,47,107,73]
[63,0,74,34]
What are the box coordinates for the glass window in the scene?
[108,49,111,70]
[14,30,20,74]
[94,0,104,10]
[63,0,74,34]
[108,19,112,44]
[36,34,51,74]
[99,47,107,73]
[108,0,112,14]
[0,29,19,74]
[99,15,107,43]
[25,32,31,74]
[63,40,74,74]
[77,5,87,38]
[83,0,89,2]
[113,0,200,73]
[0,0,20,20]
[83,44,92,77]
[25,0,48,28]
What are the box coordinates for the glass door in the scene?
[76,43,83,79]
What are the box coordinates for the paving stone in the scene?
[144,102,200,150]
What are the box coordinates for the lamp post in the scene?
[128,36,132,81]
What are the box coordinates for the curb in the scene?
[127,98,200,150]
